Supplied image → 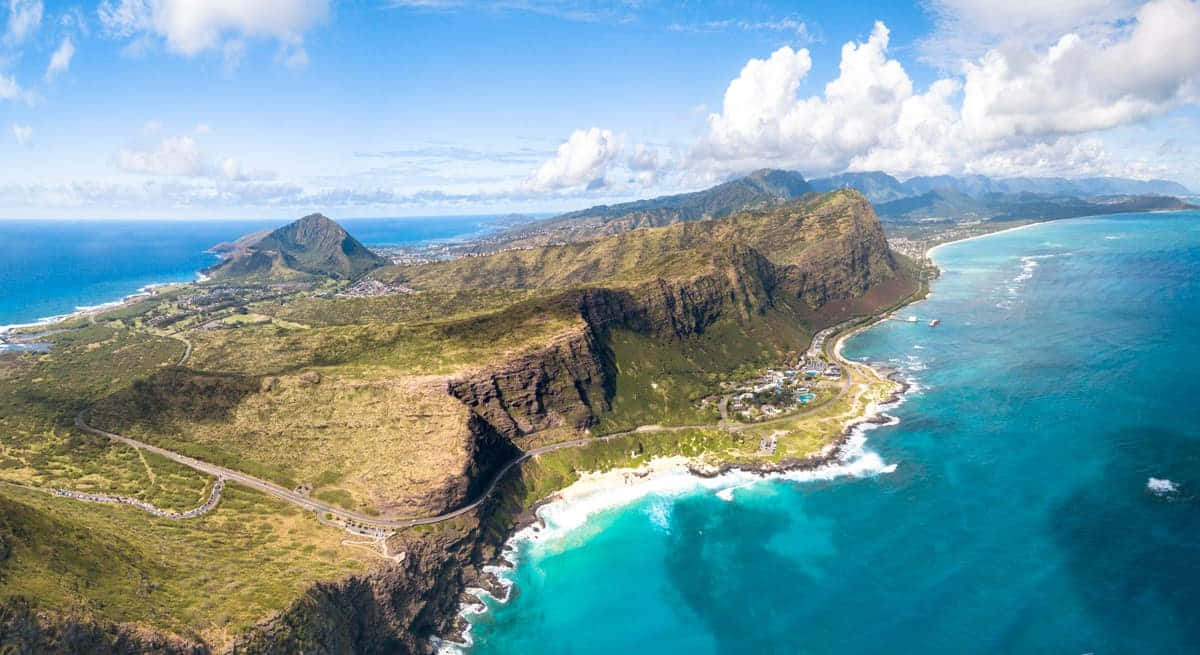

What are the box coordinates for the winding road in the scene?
[74,410,705,529]
[67,314,884,531]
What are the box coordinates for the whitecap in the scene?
[644,498,673,531]
[1147,477,1179,496]
[445,374,914,646]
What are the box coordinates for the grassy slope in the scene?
[0,189,915,646]
[376,190,876,291]
[81,291,584,515]
[597,300,816,432]
[0,322,371,648]
[0,482,368,650]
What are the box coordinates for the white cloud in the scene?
[116,123,274,181]
[919,0,1144,64]
[694,2,1200,182]
[959,0,1200,140]
[118,133,210,176]
[0,72,34,103]
[44,37,74,80]
[525,127,624,192]
[4,0,42,45]
[702,23,916,173]
[11,122,31,146]
[668,17,812,39]
[97,0,328,67]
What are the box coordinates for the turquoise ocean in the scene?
[0,215,505,330]
[459,211,1200,654]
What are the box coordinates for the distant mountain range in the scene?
[807,171,1195,223]
[208,170,1195,281]
[809,171,1193,205]
[479,169,1195,249]
[477,169,812,250]
[206,213,387,280]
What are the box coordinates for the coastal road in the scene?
[71,316,884,531]
[74,410,710,529]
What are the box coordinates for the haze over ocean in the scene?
[460,211,1200,654]
[0,215,501,328]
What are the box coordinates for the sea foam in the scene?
[1147,477,1179,496]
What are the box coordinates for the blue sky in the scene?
[2,0,1198,218]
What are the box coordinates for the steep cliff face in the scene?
[0,597,208,655]
[443,195,898,445]
[19,191,909,655]
[235,514,508,655]
[448,326,612,439]
[777,196,899,307]
[447,243,782,441]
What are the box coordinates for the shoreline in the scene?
[0,277,205,338]
[924,221,1045,261]
[438,224,1013,650]
[438,306,920,651]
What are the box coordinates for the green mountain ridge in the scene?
[479,169,813,250]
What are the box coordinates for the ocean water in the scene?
[0,215,504,328]
[462,211,1200,654]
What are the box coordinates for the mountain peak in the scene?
[206,213,386,280]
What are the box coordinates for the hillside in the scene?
[0,189,919,653]
[380,190,896,299]
[875,190,1194,223]
[205,213,387,280]
[474,169,812,250]
[810,171,1193,204]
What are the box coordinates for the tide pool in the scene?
[462,211,1200,654]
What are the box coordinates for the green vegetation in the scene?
[0,190,919,648]
[598,305,815,432]
[259,288,547,327]
[376,190,887,292]
[184,293,583,377]
[481,168,813,250]
[206,213,387,281]
[0,482,368,650]
[89,367,473,515]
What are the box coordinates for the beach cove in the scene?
[455,210,1200,654]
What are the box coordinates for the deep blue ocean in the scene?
[460,211,1200,654]
[0,215,505,328]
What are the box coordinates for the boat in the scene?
[907,316,918,322]
[929,318,941,327]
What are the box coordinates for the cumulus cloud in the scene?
[97,0,328,67]
[44,36,74,80]
[525,127,624,192]
[694,1,1200,181]
[117,123,274,181]
[702,23,917,173]
[11,122,31,146]
[4,0,42,44]
[959,0,1200,140]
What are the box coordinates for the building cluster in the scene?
[145,286,295,329]
[714,357,841,422]
[335,278,415,298]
